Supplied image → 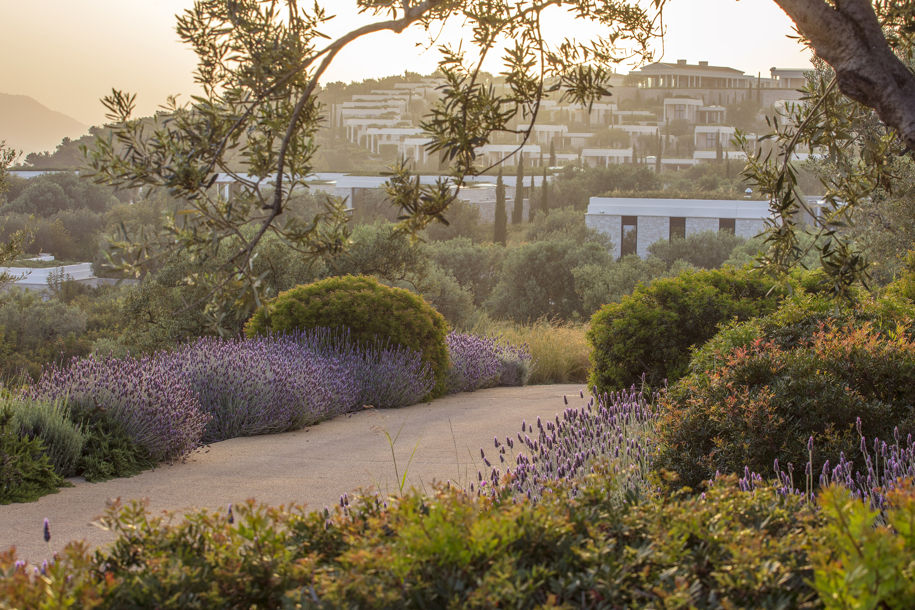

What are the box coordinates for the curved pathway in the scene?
[0,384,585,563]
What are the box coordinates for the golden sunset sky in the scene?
[1,1,811,126]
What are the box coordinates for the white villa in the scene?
[586,197,769,259]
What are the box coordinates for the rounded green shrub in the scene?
[246,275,450,396]
[656,322,915,489]
[587,266,782,393]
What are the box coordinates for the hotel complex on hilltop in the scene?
[329,61,809,170]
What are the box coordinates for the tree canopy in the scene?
[80,0,915,327]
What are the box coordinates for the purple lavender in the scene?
[737,417,915,510]
[445,332,531,394]
[28,354,208,462]
[162,329,434,441]
[479,386,659,502]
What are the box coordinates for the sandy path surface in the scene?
[0,384,585,563]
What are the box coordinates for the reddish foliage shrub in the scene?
[657,323,915,489]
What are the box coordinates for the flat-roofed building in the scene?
[581,148,634,167]
[663,98,702,123]
[586,197,768,259]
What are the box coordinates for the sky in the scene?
[1,1,812,126]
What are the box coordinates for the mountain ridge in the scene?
[0,92,88,157]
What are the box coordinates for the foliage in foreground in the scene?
[0,478,828,608]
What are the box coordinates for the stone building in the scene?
[586,197,769,259]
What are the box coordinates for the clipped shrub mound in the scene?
[246,275,450,396]
[587,266,782,393]
[657,322,915,489]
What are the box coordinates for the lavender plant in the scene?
[739,418,915,511]
[445,332,532,394]
[478,386,659,503]
[163,329,434,443]
[445,333,503,394]
[161,333,357,442]
[28,355,207,463]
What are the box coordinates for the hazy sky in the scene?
[1,1,812,126]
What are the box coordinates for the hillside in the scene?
[0,92,88,156]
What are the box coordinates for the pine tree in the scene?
[494,170,507,245]
[512,153,524,224]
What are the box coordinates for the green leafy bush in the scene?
[8,396,84,477]
[657,323,915,489]
[0,407,64,504]
[70,404,154,482]
[587,266,781,393]
[812,484,915,608]
[0,478,822,607]
[246,275,450,396]
[647,230,745,270]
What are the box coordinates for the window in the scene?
[621,216,638,257]
[669,217,686,240]
[719,218,735,234]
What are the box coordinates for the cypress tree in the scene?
[549,139,557,167]
[540,168,549,215]
[528,174,537,222]
[512,153,524,224]
[494,170,507,245]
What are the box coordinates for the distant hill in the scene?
[0,93,88,156]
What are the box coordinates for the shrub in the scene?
[657,323,915,489]
[0,478,821,608]
[75,409,153,482]
[588,266,782,393]
[812,484,915,608]
[246,275,450,396]
[28,355,208,463]
[0,407,64,504]
[486,239,613,323]
[7,396,84,477]
[647,230,745,270]
[162,333,358,442]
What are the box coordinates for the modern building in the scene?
[586,197,769,259]
[1,262,103,292]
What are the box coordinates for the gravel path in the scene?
[0,384,585,563]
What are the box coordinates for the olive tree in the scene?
[84,0,662,332]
